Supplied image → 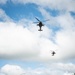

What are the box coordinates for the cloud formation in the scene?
[10,0,75,11]
[0,0,75,62]
[37,7,75,60]
[0,1,75,75]
[0,0,8,4]
[0,0,75,11]
[0,64,25,75]
[0,9,57,61]
[0,19,58,61]
[0,9,12,22]
[0,64,75,75]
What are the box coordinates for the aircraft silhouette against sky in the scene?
[34,17,49,31]
[50,50,56,56]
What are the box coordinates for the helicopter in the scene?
[34,17,49,31]
[50,50,56,56]
[52,51,56,56]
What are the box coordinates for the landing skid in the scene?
[38,29,43,31]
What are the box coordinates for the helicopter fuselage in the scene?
[37,22,44,31]
[52,51,56,56]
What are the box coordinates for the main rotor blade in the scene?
[42,19,50,22]
[35,17,41,22]
[33,22,39,23]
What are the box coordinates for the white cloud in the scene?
[0,0,8,4]
[57,63,75,72]
[0,6,75,62]
[0,64,25,75]
[0,1,75,62]
[0,22,40,60]
[38,7,58,26]
[11,0,75,12]
[0,9,12,22]
[56,13,75,31]
[0,20,58,61]
[0,9,55,61]
[0,1,75,75]
[55,12,75,60]
[37,7,75,61]
[0,64,74,75]
[0,9,58,61]
[48,63,75,73]
[64,72,73,75]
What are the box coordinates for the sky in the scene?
[0,0,75,75]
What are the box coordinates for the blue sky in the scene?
[0,3,39,20]
[0,0,75,75]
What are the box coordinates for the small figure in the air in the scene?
[34,17,49,31]
[50,50,56,56]
[52,51,56,56]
